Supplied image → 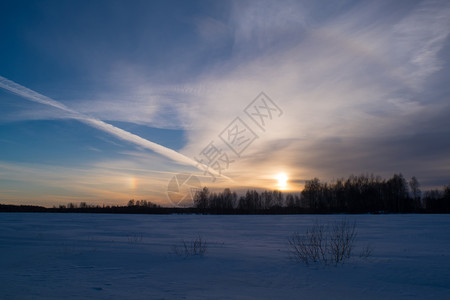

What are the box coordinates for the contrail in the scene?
[0,75,226,179]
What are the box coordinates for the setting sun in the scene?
[276,173,288,190]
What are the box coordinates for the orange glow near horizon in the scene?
[129,176,137,189]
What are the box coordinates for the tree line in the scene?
[193,174,450,213]
[1,173,449,214]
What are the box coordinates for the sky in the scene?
[1,0,450,207]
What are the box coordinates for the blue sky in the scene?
[1,0,450,207]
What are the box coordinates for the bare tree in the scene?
[194,187,210,211]
[286,194,295,208]
[409,176,421,198]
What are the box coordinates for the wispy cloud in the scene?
[0,75,223,177]
[392,0,450,89]
[170,0,450,187]
[40,0,448,190]
[1,0,449,200]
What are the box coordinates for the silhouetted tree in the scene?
[194,187,210,211]
[238,190,261,211]
[301,178,321,210]
[261,191,273,209]
[423,189,443,211]
[386,174,409,212]
[294,194,301,208]
[444,185,450,200]
[409,176,422,209]
[272,190,283,208]
[221,188,237,210]
[286,194,295,208]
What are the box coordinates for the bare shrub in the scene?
[288,220,359,265]
[173,235,207,257]
[359,243,374,259]
[329,220,356,264]
[288,221,328,264]
[127,233,143,244]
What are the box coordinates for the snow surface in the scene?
[0,213,449,299]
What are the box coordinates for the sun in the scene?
[275,173,288,190]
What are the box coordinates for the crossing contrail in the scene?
[0,75,225,178]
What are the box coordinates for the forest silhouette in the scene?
[1,174,449,214]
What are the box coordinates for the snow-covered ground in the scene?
[0,213,449,299]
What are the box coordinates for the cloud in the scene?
[62,0,448,191]
[230,0,308,54]
[391,0,450,89]
[170,0,450,188]
[2,0,449,195]
[0,75,223,177]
